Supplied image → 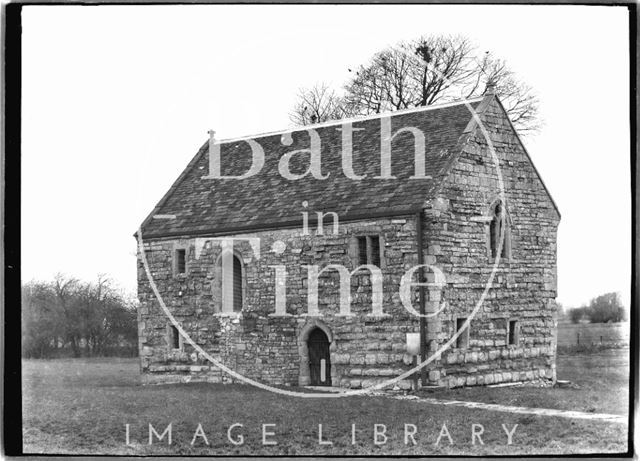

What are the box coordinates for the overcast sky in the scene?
[21,5,630,309]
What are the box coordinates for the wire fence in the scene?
[557,321,629,347]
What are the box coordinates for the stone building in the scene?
[136,90,560,389]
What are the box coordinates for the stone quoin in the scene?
[135,92,560,390]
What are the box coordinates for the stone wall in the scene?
[137,96,559,390]
[137,217,424,389]
[422,96,560,387]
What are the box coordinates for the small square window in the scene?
[456,317,469,349]
[508,320,519,345]
[353,235,384,267]
[175,249,186,274]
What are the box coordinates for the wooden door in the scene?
[308,328,331,386]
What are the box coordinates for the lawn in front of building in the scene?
[22,350,629,456]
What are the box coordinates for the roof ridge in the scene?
[214,96,485,146]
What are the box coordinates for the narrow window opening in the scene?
[370,236,381,267]
[508,320,518,345]
[176,249,186,274]
[455,317,469,349]
[490,202,509,259]
[217,252,245,314]
[170,325,180,349]
[490,216,499,258]
[357,237,368,265]
[232,255,243,312]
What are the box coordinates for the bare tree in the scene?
[290,35,540,134]
[289,83,351,126]
[463,53,542,134]
[22,274,138,358]
[53,273,82,357]
[22,281,64,358]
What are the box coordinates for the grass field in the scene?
[22,350,630,456]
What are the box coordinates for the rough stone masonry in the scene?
[136,91,560,390]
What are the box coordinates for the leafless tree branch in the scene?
[289,34,541,135]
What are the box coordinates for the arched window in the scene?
[489,200,511,260]
[232,254,243,312]
[214,251,245,314]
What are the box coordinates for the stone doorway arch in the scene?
[298,319,335,386]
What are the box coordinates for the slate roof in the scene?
[140,97,486,238]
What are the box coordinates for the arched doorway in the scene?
[307,328,331,386]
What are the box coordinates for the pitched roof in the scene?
[140,97,485,238]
